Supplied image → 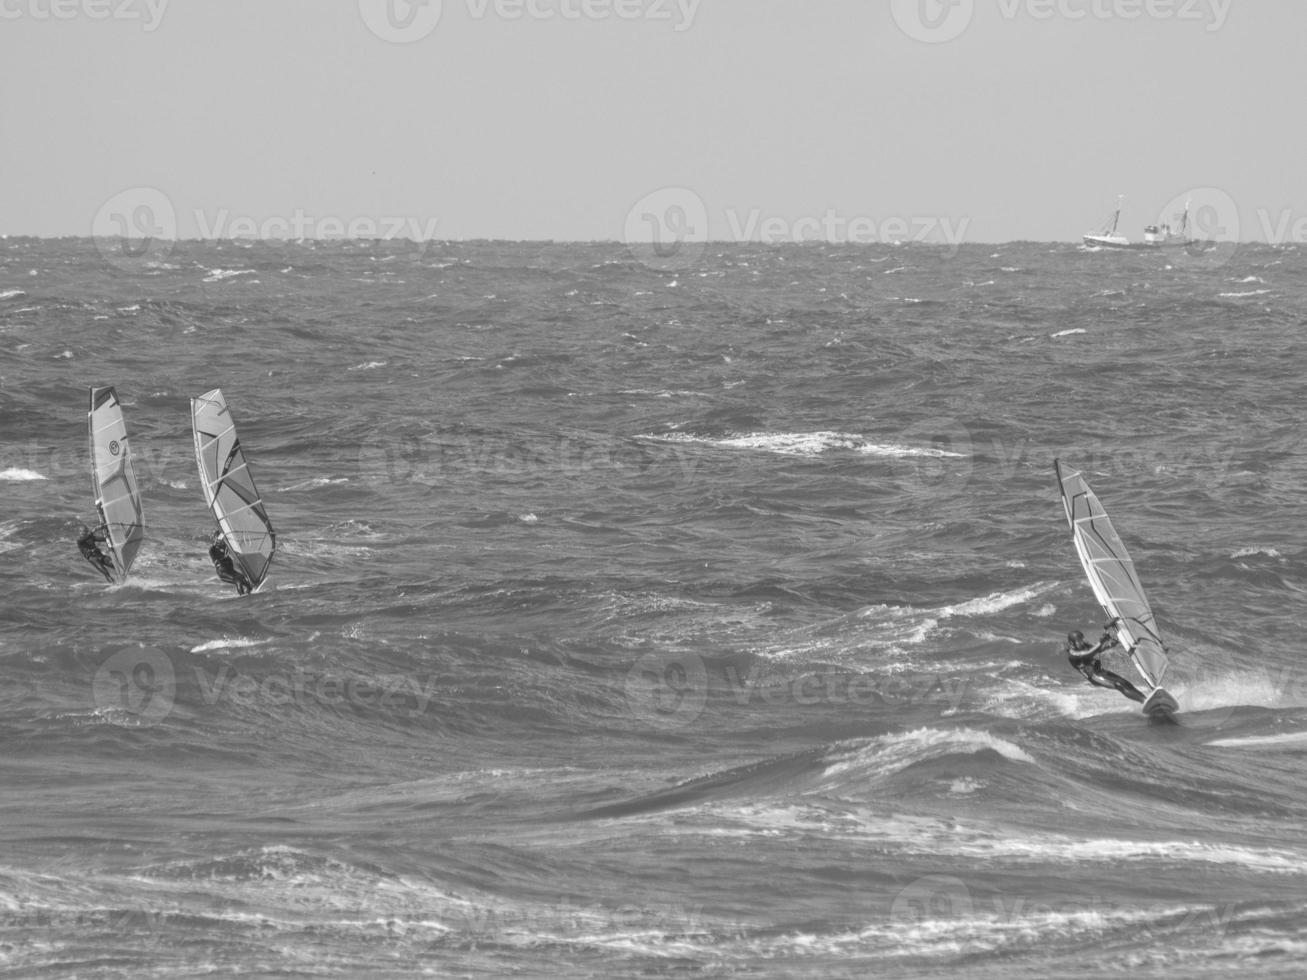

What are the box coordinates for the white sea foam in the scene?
[190,637,271,653]
[1050,328,1085,337]
[936,584,1054,619]
[643,430,965,459]
[279,477,349,492]
[1231,546,1280,558]
[1209,731,1307,749]
[202,268,257,283]
[825,727,1036,779]
[0,468,45,481]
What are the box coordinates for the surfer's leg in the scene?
[1098,669,1145,703]
[1114,680,1145,703]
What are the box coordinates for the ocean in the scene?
[2,236,1306,978]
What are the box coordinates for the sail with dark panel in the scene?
[191,388,276,592]
[85,385,145,583]
[1055,459,1179,717]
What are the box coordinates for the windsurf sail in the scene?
[1054,459,1170,692]
[191,388,276,592]
[85,386,145,583]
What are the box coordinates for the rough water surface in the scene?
[2,238,1306,978]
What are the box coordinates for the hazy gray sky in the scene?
[3,0,1304,244]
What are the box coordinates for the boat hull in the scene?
[1082,233,1131,249]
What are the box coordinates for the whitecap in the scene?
[189,637,271,653]
[202,268,257,283]
[0,468,46,481]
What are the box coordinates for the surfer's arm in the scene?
[1093,632,1118,653]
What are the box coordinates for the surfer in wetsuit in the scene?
[1064,627,1145,703]
[208,531,252,595]
[77,524,116,582]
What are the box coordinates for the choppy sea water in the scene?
[2,237,1306,978]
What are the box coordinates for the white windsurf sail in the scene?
[191,388,276,591]
[86,385,145,582]
[1054,459,1170,691]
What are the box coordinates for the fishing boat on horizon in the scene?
[1082,195,1130,249]
[1143,199,1194,248]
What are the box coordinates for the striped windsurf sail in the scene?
[1055,459,1169,690]
[87,386,145,582]
[191,388,276,590]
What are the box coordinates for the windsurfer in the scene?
[208,531,252,595]
[77,524,116,582]
[1064,627,1145,703]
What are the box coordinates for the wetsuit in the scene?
[1067,633,1146,704]
[77,525,116,582]
[209,536,252,595]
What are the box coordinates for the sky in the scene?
[2,0,1305,245]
